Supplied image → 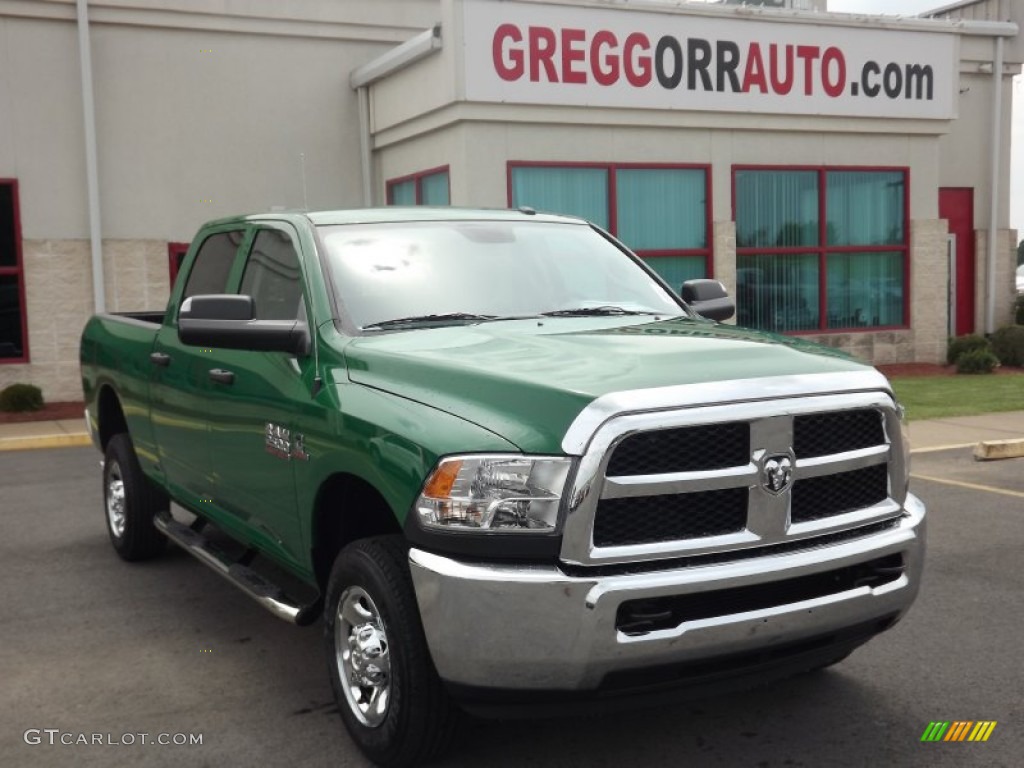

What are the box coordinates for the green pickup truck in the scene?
[81,208,925,767]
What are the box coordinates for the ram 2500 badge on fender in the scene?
[81,209,925,767]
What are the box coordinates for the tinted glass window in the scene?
[735,170,818,248]
[0,275,24,358]
[0,185,16,268]
[239,229,303,320]
[183,231,244,298]
[510,167,609,229]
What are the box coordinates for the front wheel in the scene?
[103,434,167,561]
[325,536,457,767]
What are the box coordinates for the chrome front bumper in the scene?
[409,494,925,692]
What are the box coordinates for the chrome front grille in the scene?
[791,463,889,523]
[606,422,750,475]
[793,409,886,458]
[561,389,906,567]
[594,488,747,546]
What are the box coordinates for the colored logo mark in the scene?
[921,721,997,742]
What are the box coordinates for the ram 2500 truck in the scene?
[81,208,925,767]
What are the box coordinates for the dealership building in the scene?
[0,0,1021,401]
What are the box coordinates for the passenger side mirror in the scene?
[178,294,310,356]
[681,279,735,322]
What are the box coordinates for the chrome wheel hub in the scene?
[335,586,391,727]
[106,461,126,539]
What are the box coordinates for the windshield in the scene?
[318,220,686,330]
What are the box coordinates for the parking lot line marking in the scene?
[911,473,1024,499]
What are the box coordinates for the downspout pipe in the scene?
[350,25,442,208]
[986,34,1004,335]
[76,0,105,313]
[357,86,372,207]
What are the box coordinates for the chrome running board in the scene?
[154,513,319,626]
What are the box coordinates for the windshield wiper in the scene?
[540,306,657,317]
[361,312,500,331]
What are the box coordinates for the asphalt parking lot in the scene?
[1,446,1021,768]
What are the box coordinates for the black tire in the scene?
[103,433,167,561]
[809,650,853,672]
[325,536,458,767]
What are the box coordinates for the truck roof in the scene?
[201,207,588,228]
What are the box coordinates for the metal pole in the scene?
[986,35,1004,335]
[76,0,105,313]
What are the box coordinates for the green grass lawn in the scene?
[890,374,1024,421]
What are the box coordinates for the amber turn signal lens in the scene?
[422,459,463,498]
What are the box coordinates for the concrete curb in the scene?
[974,439,1024,461]
[0,434,92,452]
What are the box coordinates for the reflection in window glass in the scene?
[735,170,818,248]
[240,229,303,320]
[826,252,904,328]
[320,221,684,329]
[827,172,904,246]
[737,254,819,333]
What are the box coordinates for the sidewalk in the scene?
[0,418,92,452]
[2,411,1024,454]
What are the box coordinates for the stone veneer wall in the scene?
[0,239,171,402]
[973,229,1019,334]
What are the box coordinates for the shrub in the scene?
[946,334,991,365]
[1015,295,1024,326]
[956,348,999,374]
[0,383,44,412]
[990,325,1024,367]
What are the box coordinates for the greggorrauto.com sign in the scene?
[462,0,957,119]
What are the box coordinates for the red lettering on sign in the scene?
[743,42,768,94]
[821,46,846,97]
[769,44,794,95]
[529,26,559,82]
[561,28,586,84]
[493,24,523,81]
[796,45,820,95]
[592,30,619,86]
[623,32,652,87]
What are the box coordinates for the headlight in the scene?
[416,455,572,533]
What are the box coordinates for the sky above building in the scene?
[830,1,1024,240]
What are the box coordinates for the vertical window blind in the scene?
[509,164,710,289]
[735,167,907,333]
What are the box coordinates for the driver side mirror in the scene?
[681,279,735,322]
[178,294,310,356]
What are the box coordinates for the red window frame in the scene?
[0,179,29,364]
[385,165,451,205]
[505,161,714,279]
[168,242,190,288]
[731,165,911,334]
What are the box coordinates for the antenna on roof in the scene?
[300,152,309,211]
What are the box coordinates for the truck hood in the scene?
[343,317,879,454]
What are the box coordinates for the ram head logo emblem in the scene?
[762,455,794,495]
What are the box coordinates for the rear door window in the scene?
[183,230,246,298]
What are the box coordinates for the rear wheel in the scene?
[325,536,457,767]
[103,434,167,561]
